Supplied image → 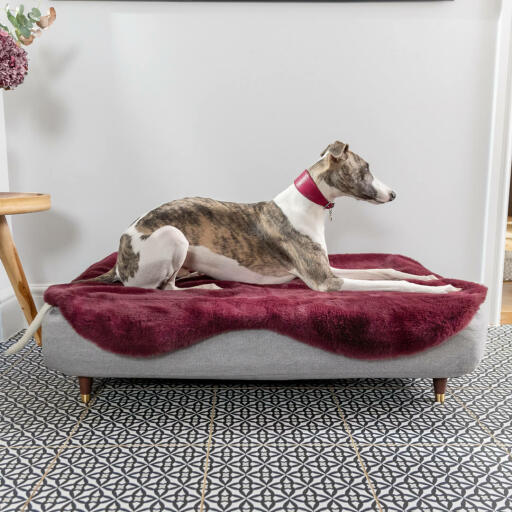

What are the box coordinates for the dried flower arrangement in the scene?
[0,5,56,90]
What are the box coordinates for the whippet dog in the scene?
[4,140,459,355]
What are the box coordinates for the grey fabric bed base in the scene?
[42,305,488,380]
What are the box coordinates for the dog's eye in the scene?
[359,169,371,180]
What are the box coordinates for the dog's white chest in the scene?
[273,186,327,252]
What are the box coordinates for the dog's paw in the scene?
[200,284,222,290]
[435,284,461,293]
[418,274,438,281]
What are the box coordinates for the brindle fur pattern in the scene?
[117,234,140,281]
[124,198,332,285]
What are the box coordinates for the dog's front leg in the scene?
[290,249,455,293]
[330,268,437,281]
[340,278,459,294]
[292,254,345,292]
[300,273,459,293]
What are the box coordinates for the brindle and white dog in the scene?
[3,140,459,356]
[96,140,457,294]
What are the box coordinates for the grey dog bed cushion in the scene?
[42,305,488,380]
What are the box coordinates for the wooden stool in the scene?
[0,193,51,346]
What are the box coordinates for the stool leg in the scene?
[78,376,92,404]
[0,215,42,346]
[433,378,447,404]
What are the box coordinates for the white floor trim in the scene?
[0,284,50,340]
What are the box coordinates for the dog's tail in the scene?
[3,303,53,356]
[73,267,119,284]
[3,269,119,356]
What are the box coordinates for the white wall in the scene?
[0,94,9,203]
[0,92,21,339]
[3,0,501,291]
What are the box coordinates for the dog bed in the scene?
[43,252,487,360]
[43,304,487,380]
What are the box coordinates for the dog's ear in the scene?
[320,141,349,160]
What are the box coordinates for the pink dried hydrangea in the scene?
[0,30,28,90]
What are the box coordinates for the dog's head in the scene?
[315,141,396,204]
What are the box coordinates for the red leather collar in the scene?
[293,170,334,209]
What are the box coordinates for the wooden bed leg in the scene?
[433,378,447,404]
[78,376,92,405]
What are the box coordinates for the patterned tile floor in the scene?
[1,327,512,511]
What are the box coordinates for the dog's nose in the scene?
[389,191,396,201]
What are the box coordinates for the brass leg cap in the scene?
[81,393,91,404]
[435,393,445,404]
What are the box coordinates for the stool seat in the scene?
[0,192,51,215]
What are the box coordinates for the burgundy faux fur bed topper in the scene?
[43,253,487,360]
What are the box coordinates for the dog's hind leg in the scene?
[122,226,189,289]
[119,226,221,291]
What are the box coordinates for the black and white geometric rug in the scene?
[1,327,511,512]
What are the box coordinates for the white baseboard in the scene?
[0,284,50,339]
